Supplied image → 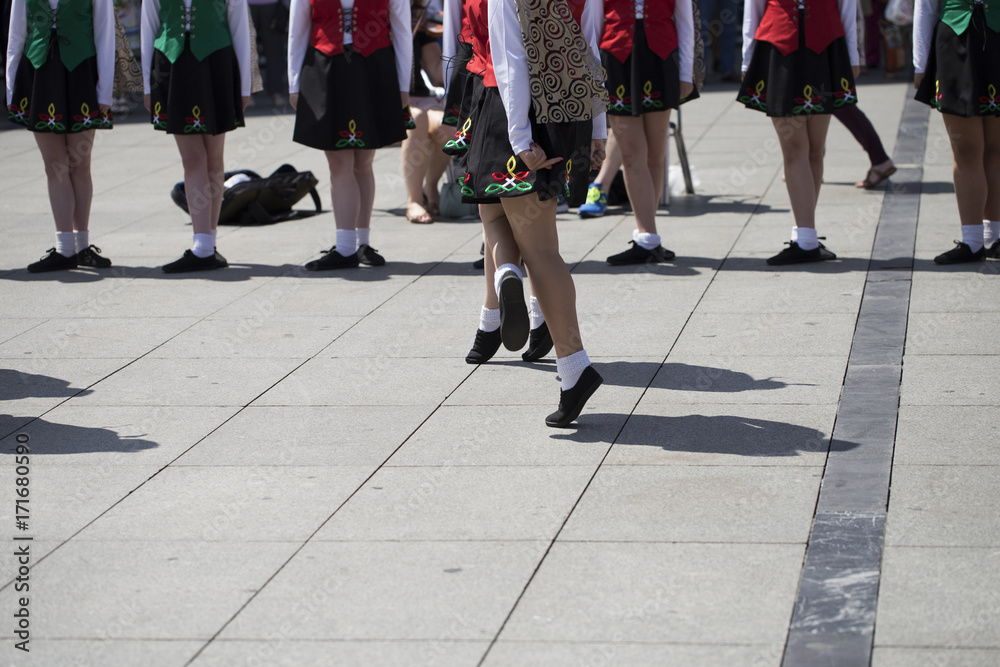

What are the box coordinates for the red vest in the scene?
[754,0,845,56]
[465,0,495,86]
[310,0,392,57]
[459,0,474,44]
[600,0,678,64]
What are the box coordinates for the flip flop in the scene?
[857,165,897,189]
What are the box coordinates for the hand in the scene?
[431,122,451,144]
[242,96,251,111]
[913,73,924,90]
[400,91,410,107]
[680,81,694,100]
[518,142,562,171]
[590,139,605,171]
[852,65,861,80]
[741,71,745,83]
[99,103,111,114]
[143,94,150,111]
[289,93,298,110]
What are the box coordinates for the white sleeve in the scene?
[389,0,411,93]
[741,0,764,72]
[582,0,605,140]
[93,0,115,106]
[140,0,160,94]
[913,0,938,73]
[838,0,858,67]
[488,0,532,154]
[442,0,459,93]
[674,0,694,83]
[228,0,252,96]
[6,0,27,106]
[287,0,311,94]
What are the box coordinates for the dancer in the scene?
[463,0,606,426]
[739,0,859,265]
[288,0,411,269]
[7,0,115,272]
[600,0,697,266]
[914,0,1000,264]
[141,0,251,273]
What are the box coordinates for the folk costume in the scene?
[6,0,115,132]
[141,0,251,135]
[288,0,411,151]
[441,0,474,128]
[739,0,859,117]
[915,0,1000,264]
[914,0,1000,118]
[461,0,607,206]
[596,0,698,116]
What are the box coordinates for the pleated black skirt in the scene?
[8,39,112,133]
[442,40,474,126]
[601,20,698,116]
[915,12,1000,117]
[293,44,407,151]
[463,85,592,206]
[150,37,244,135]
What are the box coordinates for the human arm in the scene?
[286,0,310,104]
[228,0,252,99]
[389,0,412,96]
[838,0,859,69]
[741,0,764,73]
[913,0,938,86]
[140,0,161,96]
[488,0,533,155]
[582,0,606,139]
[6,0,27,106]
[441,0,459,93]
[93,0,115,108]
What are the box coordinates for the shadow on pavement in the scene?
[0,415,159,456]
[0,369,93,401]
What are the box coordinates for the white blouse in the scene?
[591,0,695,85]
[912,0,939,73]
[287,0,411,95]
[488,0,607,154]
[140,0,252,96]
[442,0,462,94]
[742,0,859,71]
[6,0,116,106]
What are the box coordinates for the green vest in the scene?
[154,0,232,63]
[23,0,97,72]
[941,0,1000,35]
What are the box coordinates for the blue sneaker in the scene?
[578,183,608,218]
[556,195,569,214]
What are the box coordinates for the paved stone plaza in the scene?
[1,81,998,666]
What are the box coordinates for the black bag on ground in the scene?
[170,164,323,225]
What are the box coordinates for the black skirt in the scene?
[602,20,698,116]
[739,36,858,117]
[293,44,407,151]
[8,39,112,133]
[463,84,592,206]
[150,37,244,135]
[915,12,1000,117]
[442,40,474,126]
[443,68,483,158]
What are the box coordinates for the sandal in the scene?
[856,164,896,189]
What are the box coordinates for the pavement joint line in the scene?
[780,92,930,667]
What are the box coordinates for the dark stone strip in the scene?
[781,96,930,665]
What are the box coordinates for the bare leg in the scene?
[203,134,226,231]
[402,107,433,222]
[64,131,96,231]
[353,149,376,231]
[326,149,360,231]
[423,108,451,212]
[772,115,830,229]
[593,130,621,190]
[611,110,670,235]
[34,133,76,233]
[175,134,216,235]
[981,116,1000,221]
[942,115,988,228]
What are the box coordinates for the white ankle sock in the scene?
[192,233,214,258]
[795,227,819,251]
[556,350,591,391]
[633,229,661,250]
[529,296,545,330]
[55,232,75,257]
[493,263,523,297]
[962,225,984,253]
[336,229,358,256]
[74,230,89,253]
[357,227,371,247]
[790,226,799,243]
[984,220,1000,246]
[480,307,500,333]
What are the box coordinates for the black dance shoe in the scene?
[75,245,112,268]
[498,273,529,351]
[986,240,1000,259]
[933,242,985,265]
[522,322,553,362]
[766,241,836,266]
[28,248,77,273]
[305,246,360,271]
[214,248,227,265]
[162,250,228,273]
[465,328,502,364]
[545,366,603,428]
[357,244,386,266]
[606,241,675,265]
